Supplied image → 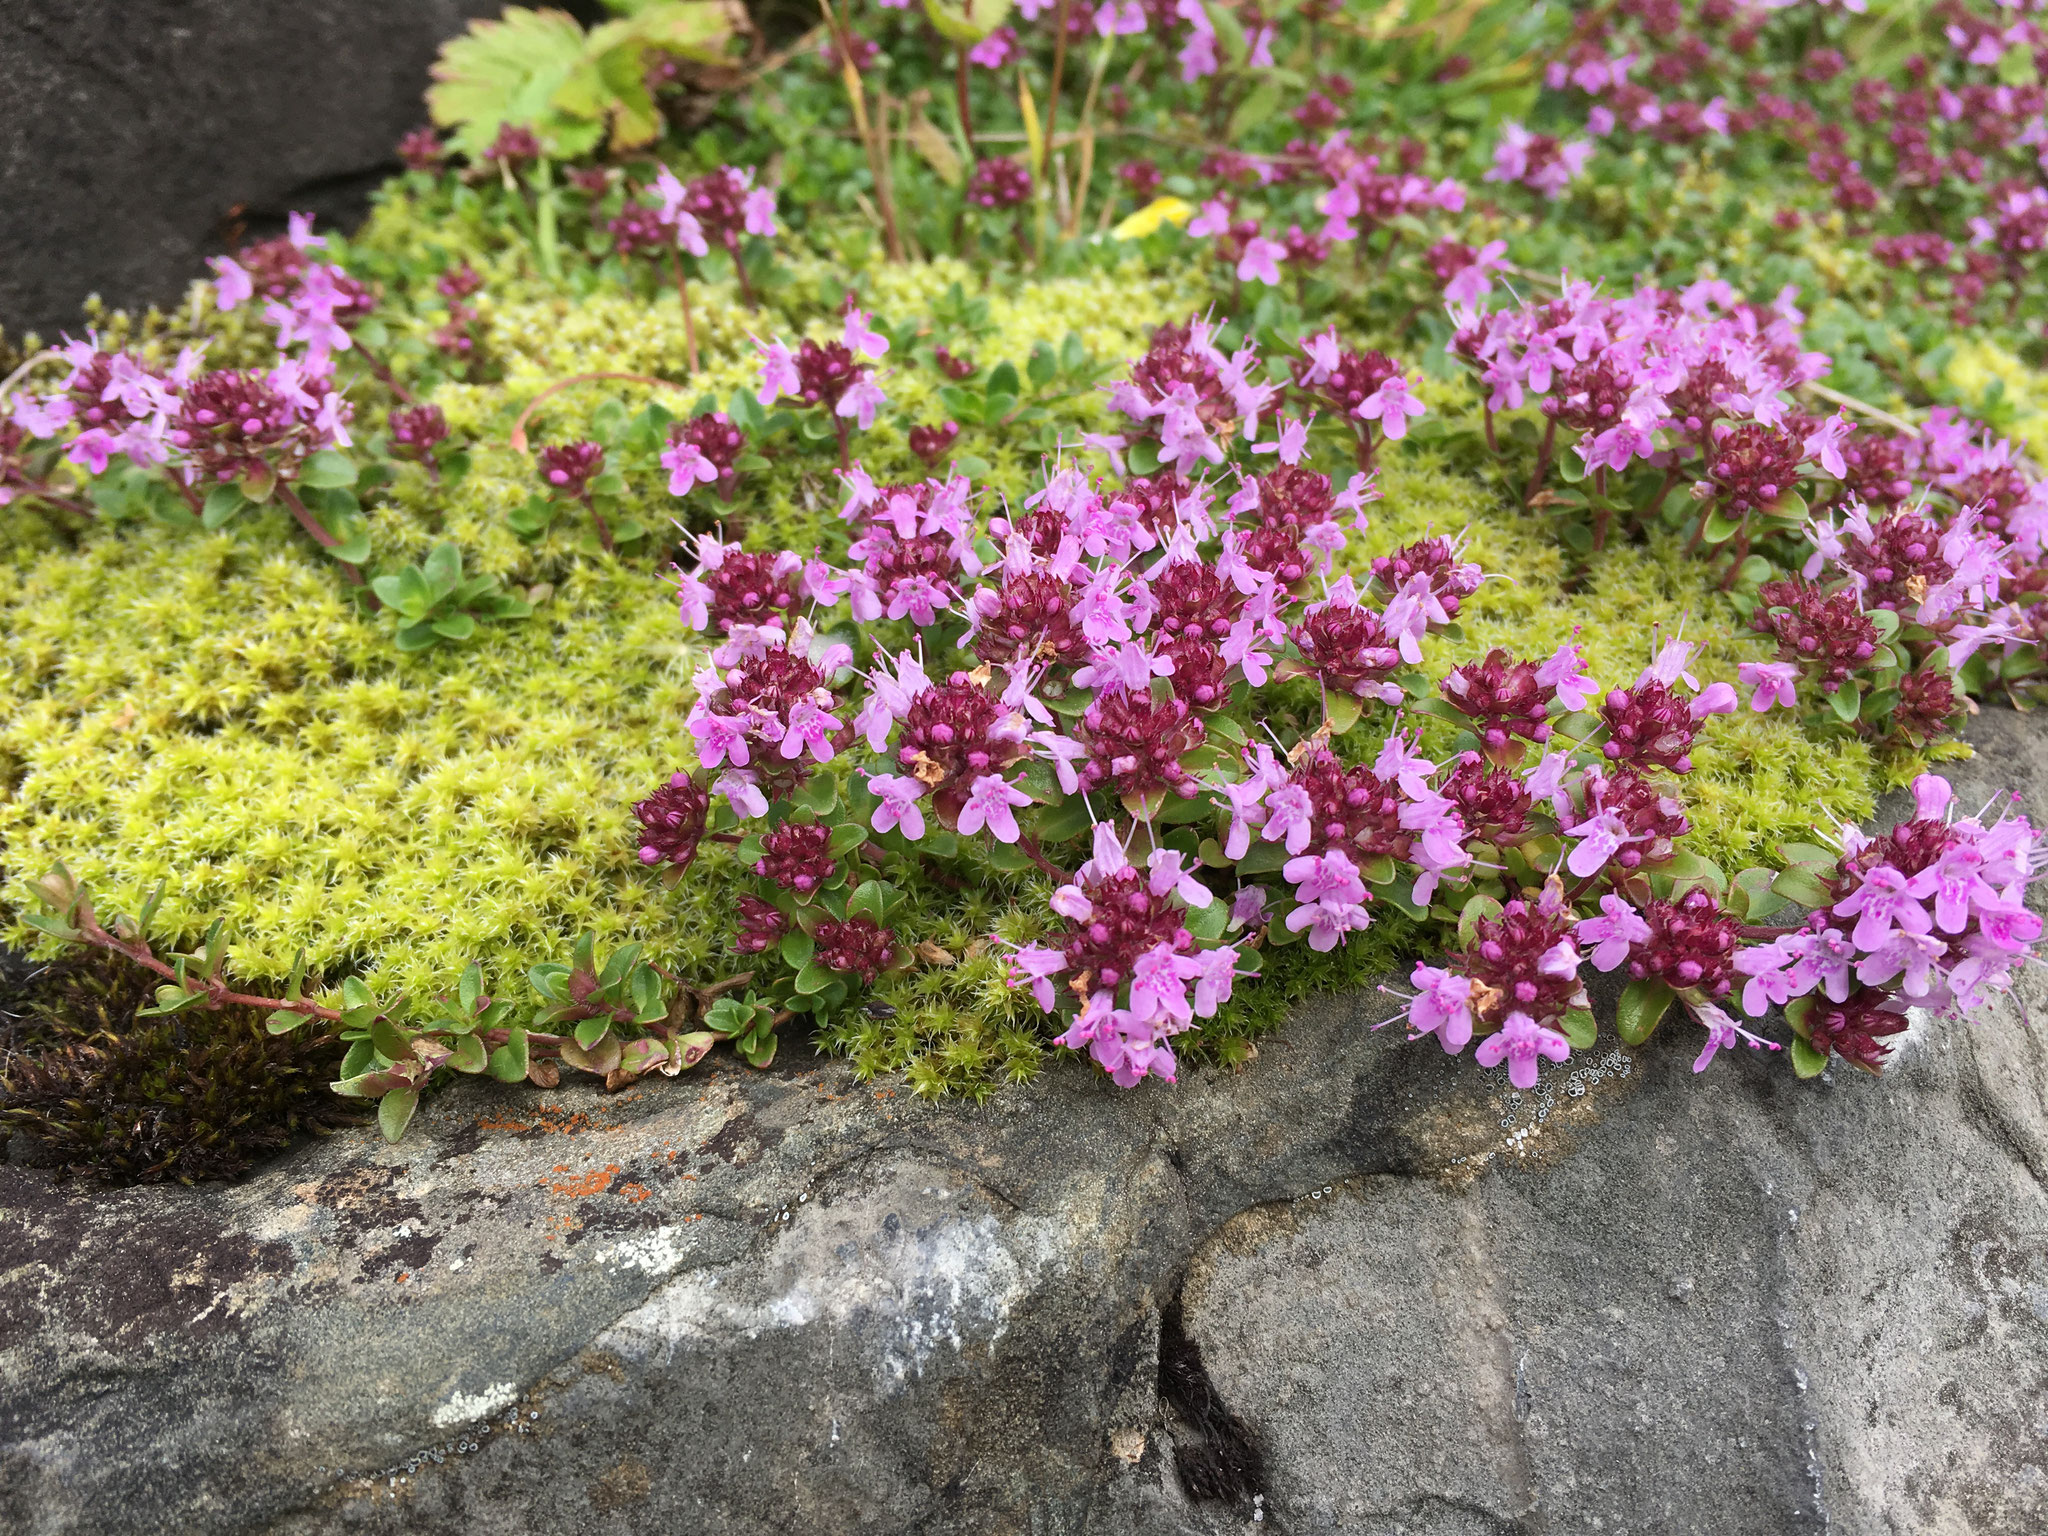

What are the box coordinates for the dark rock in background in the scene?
[3,715,2046,1534]
[0,1,509,341]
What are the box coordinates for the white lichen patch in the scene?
[431,1381,519,1428]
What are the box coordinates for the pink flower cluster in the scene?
[1736,775,2044,1068]
[9,340,352,495]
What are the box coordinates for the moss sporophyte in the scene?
[8,0,2048,1172]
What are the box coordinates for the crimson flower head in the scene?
[1600,680,1704,774]
[484,123,542,165]
[1459,885,1583,1031]
[389,405,448,461]
[1148,559,1246,641]
[895,675,1029,821]
[1056,865,1193,992]
[1292,346,1399,416]
[609,202,673,260]
[1293,598,1402,703]
[969,571,1089,670]
[169,369,331,488]
[1704,422,1803,519]
[908,421,961,465]
[816,916,896,984]
[437,263,484,301]
[634,772,710,870]
[1804,988,1908,1073]
[696,549,802,633]
[754,822,836,895]
[968,158,1032,210]
[1442,754,1534,843]
[791,338,862,413]
[397,127,446,172]
[735,895,788,955]
[539,440,605,500]
[1076,686,1206,801]
[1441,649,1555,753]
[1750,579,1877,694]
[1118,160,1163,201]
[1629,890,1740,999]
[933,347,977,381]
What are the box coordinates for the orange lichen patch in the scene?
[542,1211,584,1241]
[618,1182,651,1203]
[551,1163,621,1197]
[477,1113,532,1133]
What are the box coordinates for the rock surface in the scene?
[0,1,501,340]
[3,717,2047,1536]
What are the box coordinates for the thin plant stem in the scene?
[276,483,373,602]
[1045,0,1073,179]
[671,253,702,374]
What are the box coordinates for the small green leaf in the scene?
[1828,682,1863,723]
[202,484,250,529]
[574,1015,611,1050]
[781,929,817,969]
[458,963,483,1016]
[371,1018,409,1061]
[300,450,359,489]
[1772,866,1835,911]
[1324,691,1363,735]
[795,960,833,994]
[1616,978,1675,1046]
[379,1086,420,1142]
[986,360,1021,399]
[1560,1007,1597,1051]
[266,1007,307,1035]
[1457,893,1503,948]
[828,821,868,857]
[488,1029,531,1082]
[1790,1037,1830,1079]
[1184,902,1228,941]
[449,1033,488,1074]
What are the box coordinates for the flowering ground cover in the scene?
[7,0,2048,1175]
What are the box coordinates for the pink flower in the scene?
[1283,848,1366,906]
[742,187,779,238]
[1691,1003,1780,1072]
[756,339,800,404]
[1355,374,1426,440]
[1285,897,1374,951]
[1832,865,1932,950]
[1474,1010,1571,1088]
[1236,236,1286,286]
[662,438,718,495]
[1187,199,1233,239]
[1006,942,1067,1011]
[1536,641,1598,711]
[843,308,890,361]
[713,769,768,820]
[868,773,927,840]
[1404,963,1474,1053]
[1186,945,1244,1015]
[1739,660,1799,712]
[1564,810,1631,878]
[209,256,254,312]
[959,773,1032,843]
[1576,894,1650,971]
[1442,239,1509,304]
[836,374,887,430]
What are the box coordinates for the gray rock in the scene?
[3,717,2046,1535]
[0,1,501,340]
